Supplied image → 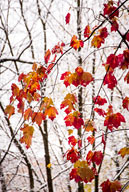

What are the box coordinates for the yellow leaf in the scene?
[84,184,92,192]
[47,163,51,168]
[68,129,73,135]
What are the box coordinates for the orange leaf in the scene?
[60,93,77,114]
[84,120,96,132]
[118,147,129,158]
[20,124,34,149]
[24,108,33,120]
[40,97,53,111]
[11,83,20,98]
[44,106,58,121]
[81,71,93,87]
[44,49,51,64]
[70,35,84,50]
[32,62,37,71]
[5,105,15,119]
[91,35,104,48]
[74,160,95,183]
[87,136,95,145]
[32,112,45,125]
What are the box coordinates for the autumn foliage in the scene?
[4,0,129,191]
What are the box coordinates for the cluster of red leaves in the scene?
[64,111,84,129]
[103,50,129,71]
[66,147,80,163]
[70,160,95,183]
[60,93,77,114]
[93,95,107,117]
[70,35,84,50]
[91,27,108,48]
[86,150,103,166]
[61,66,93,87]
[103,1,119,32]
[104,105,125,131]
[52,42,65,55]
[93,96,107,105]
[102,50,129,89]
[101,179,121,192]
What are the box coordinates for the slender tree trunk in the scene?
[0,152,7,192]
[77,0,84,191]
[36,1,54,191]
[92,53,99,192]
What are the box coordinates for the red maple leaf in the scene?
[86,150,103,166]
[106,54,119,69]
[84,25,91,38]
[68,136,77,146]
[122,97,129,111]
[104,112,125,131]
[64,111,84,129]
[93,96,107,105]
[66,148,80,163]
[70,168,82,182]
[52,42,65,54]
[94,108,106,117]
[65,12,71,24]
[99,27,108,38]
[92,151,103,165]
[87,136,95,145]
[111,19,119,32]
[101,179,121,192]
[103,2,119,19]
[104,71,117,90]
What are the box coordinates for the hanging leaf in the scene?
[5,105,15,119]
[84,25,91,38]
[118,147,129,158]
[93,95,107,105]
[44,49,51,64]
[20,124,34,149]
[68,136,77,146]
[70,35,84,50]
[60,93,77,114]
[65,12,71,24]
[66,147,80,163]
[84,120,96,132]
[101,179,121,192]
